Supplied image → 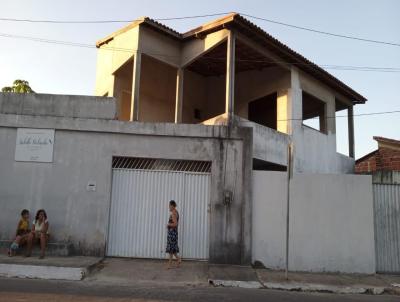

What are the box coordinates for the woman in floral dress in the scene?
[166,200,181,269]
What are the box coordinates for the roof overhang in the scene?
[374,136,400,151]
[96,17,181,48]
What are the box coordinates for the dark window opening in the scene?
[302,91,327,134]
[194,108,202,120]
[253,158,287,171]
[248,92,277,129]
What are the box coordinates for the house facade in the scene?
[0,14,376,272]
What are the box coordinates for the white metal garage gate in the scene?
[107,157,211,260]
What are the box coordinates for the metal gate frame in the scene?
[105,157,211,260]
[373,183,400,273]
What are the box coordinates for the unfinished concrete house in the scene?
[95,13,366,173]
[1,14,376,273]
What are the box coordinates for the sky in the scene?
[1,0,399,158]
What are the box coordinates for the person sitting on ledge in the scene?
[8,209,31,257]
[26,209,49,259]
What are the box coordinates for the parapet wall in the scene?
[0,93,116,120]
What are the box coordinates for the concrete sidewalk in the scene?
[0,255,101,281]
[86,258,209,286]
[256,270,400,295]
[88,258,400,295]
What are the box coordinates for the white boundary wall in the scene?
[252,171,375,274]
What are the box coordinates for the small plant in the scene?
[2,79,35,93]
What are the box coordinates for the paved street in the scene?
[0,277,398,302]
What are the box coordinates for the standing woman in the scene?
[26,209,49,259]
[166,200,181,269]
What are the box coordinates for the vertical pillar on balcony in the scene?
[175,68,184,123]
[225,31,236,125]
[130,51,142,122]
[348,106,355,158]
[277,90,291,134]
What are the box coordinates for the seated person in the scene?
[8,209,31,256]
[26,209,49,259]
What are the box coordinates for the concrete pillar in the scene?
[130,51,142,121]
[290,68,303,135]
[174,68,184,123]
[225,31,236,124]
[277,90,291,134]
[348,106,355,158]
[277,70,302,136]
[324,96,336,135]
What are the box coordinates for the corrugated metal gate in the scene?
[373,183,400,273]
[107,157,211,260]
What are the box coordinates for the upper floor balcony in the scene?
[95,14,364,173]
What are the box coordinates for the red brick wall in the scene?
[355,154,377,173]
[355,147,400,173]
[379,147,400,171]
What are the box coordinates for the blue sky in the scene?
[1,0,399,158]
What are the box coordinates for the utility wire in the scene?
[280,110,400,122]
[241,13,400,47]
[0,11,399,47]
[1,32,399,73]
[0,13,231,24]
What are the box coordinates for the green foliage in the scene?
[2,79,35,93]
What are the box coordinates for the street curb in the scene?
[0,263,87,281]
[0,258,102,281]
[262,281,388,295]
[208,279,263,289]
[209,278,399,295]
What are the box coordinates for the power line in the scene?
[282,110,400,122]
[0,13,231,24]
[1,32,400,73]
[241,13,400,47]
[0,11,399,47]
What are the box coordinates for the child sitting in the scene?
[8,209,31,256]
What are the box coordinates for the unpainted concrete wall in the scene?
[139,55,176,122]
[289,69,354,174]
[0,93,116,120]
[182,70,208,123]
[238,117,289,166]
[295,125,354,173]
[139,26,181,67]
[235,67,290,119]
[95,27,140,97]
[0,95,253,264]
[252,171,375,274]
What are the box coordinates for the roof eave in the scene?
[229,15,367,104]
[96,17,181,48]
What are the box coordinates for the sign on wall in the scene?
[15,128,55,163]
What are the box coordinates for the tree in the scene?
[2,79,35,93]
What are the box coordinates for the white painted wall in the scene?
[252,171,287,269]
[252,171,375,274]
